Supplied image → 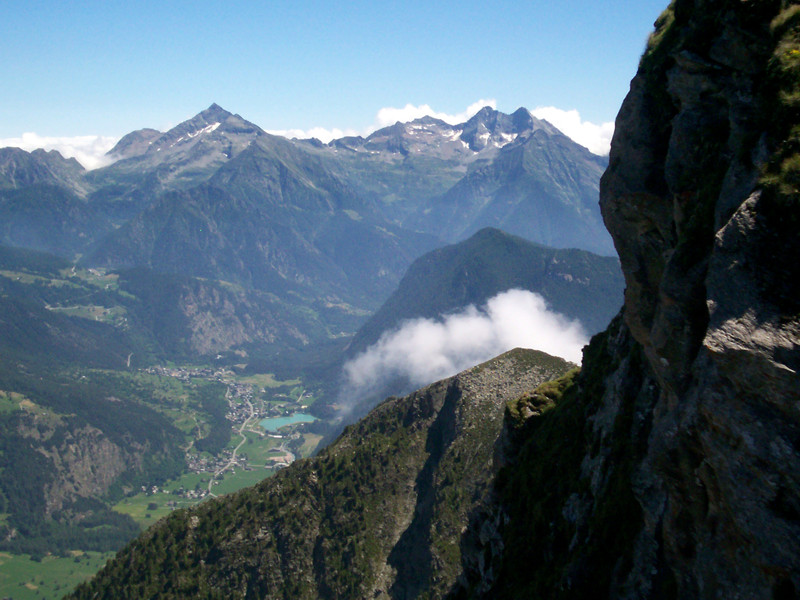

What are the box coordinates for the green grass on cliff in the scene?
[762,4,800,212]
[641,2,677,70]
[505,367,579,425]
[490,322,648,598]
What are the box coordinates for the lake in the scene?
[259,413,317,432]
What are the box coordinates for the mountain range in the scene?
[0,99,626,582]
[1,104,613,362]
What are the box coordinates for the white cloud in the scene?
[340,289,587,409]
[267,101,614,155]
[267,99,498,144]
[267,126,361,144]
[0,133,120,170]
[531,106,614,156]
[374,98,497,128]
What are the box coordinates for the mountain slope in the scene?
[0,148,102,255]
[408,124,612,254]
[348,227,623,358]
[85,145,438,308]
[0,147,87,196]
[0,184,107,256]
[0,249,188,558]
[68,349,573,599]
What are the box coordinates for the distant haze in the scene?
[0,133,118,170]
[340,289,587,409]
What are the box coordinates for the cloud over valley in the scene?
[340,289,588,410]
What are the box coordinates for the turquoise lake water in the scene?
[259,413,317,432]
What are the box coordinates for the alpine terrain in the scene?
[0,76,626,596]
[68,0,800,598]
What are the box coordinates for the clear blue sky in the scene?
[2,0,667,139]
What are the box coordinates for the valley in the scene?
[0,360,327,599]
[0,104,625,598]
[131,363,323,505]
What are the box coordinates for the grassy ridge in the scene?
[67,349,573,599]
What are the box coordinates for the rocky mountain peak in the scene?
[460,106,537,151]
[0,146,87,196]
[94,105,266,192]
[510,106,534,129]
[468,105,497,122]
[201,102,232,121]
[146,104,260,155]
[410,114,450,127]
[106,128,162,160]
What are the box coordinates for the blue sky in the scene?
[2,0,667,165]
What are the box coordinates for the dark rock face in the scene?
[454,3,800,599]
[600,2,800,596]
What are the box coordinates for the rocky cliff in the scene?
[455,1,800,598]
[599,1,800,596]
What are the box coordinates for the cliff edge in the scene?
[458,1,800,598]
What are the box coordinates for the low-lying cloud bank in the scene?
[340,289,588,410]
[0,133,119,170]
[530,106,614,156]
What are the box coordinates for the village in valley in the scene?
[114,364,324,525]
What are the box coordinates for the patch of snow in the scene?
[447,129,463,141]
[498,133,518,147]
[167,123,221,148]
[187,122,221,140]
